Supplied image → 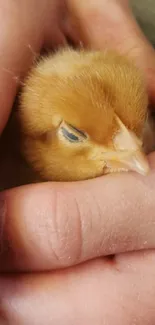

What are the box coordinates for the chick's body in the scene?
[18,48,153,182]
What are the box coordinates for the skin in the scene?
[0,0,155,323]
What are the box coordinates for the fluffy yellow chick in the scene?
[17,47,154,182]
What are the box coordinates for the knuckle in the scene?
[45,189,83,267]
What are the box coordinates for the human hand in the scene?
[1,158,155,323]
[1,0,155,323]
[0,252,155,324]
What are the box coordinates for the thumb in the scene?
[64,0,155,105]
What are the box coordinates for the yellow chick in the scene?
[17,47,154,182]
[18,47,154,181]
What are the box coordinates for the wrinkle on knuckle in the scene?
[74,188,106,261]
[46,188,83,267]
[88,194,109,255]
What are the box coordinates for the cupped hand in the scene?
[0,0,155,269]
[1,0,155,323]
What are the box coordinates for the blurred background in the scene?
[131,0,155,47]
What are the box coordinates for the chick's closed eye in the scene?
[60,121,87,143]
[18,47,154,182]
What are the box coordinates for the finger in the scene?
[0,0,66,134]
[1,152,155,272]
[64,0,155,104]
[1,251,155,325]
[0,1,42,133]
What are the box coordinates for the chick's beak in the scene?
[104,116,150,176]
[105,150,149,175]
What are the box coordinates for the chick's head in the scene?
[19,48,149,181]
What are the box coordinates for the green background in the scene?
[131,0,155,47]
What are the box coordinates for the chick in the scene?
[17,47,155,182]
